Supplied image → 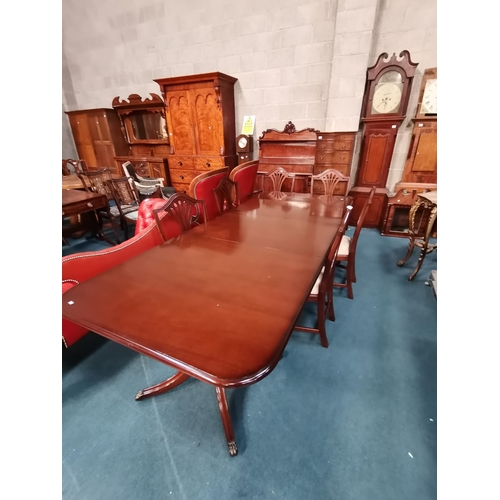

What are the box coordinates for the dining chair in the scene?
[77,168,121,244]
[310,168,351,196]
[213,176,239,215]
[189,167,229,222]
[122,161,175,201]
[152,192,207,242]
[333,186,376,299]
[64,159,89,175]
[62,160,71,176]
[106,177,141,241]
[294,205,353,348]
[261,166,296,193]
[229,160,260,202]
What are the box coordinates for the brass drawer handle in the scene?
[206,162,211,167]
[87,202,93,208]
[178,161,182,166]
[180,175,184,179]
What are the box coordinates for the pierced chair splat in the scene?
[310,168,351,197]
[152,192,208,242]
[294,205,353,348]
[213,176,239,215]
[263,167,297,193]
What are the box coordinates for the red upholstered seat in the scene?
[229,160,259,203]
[189,168,229,222]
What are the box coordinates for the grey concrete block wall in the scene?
[62,0,436,192]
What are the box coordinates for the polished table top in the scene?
[62,188,106,207]
[62,174,84,190]
[62,193,348,386]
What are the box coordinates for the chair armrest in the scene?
[137,175,164,186]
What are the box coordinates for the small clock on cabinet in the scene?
[236,134,253,165]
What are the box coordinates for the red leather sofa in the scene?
[62,198,174,347]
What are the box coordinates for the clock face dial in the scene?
[371,83,403,114]
[420,79,437,114]
[238,137,248,149]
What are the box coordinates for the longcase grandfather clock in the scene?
[349,51,418,227]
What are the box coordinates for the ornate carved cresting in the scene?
[367,50,419,81]
[112,93,165,112]
[259,121,320,139]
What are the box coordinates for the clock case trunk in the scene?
[350,51,418,228]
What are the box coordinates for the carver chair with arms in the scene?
[333,186,376,299]
[106,177,141,241]
[76,168,122,244]
[122,161,176,201]
[310,168,351,197]
[152,192,207,242]
[294,205,353,348]
[229,160,260,203]
[189,168,229,222]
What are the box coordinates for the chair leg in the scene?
[123,218,129,240]
[317,296,329,348]
[110,217,121,245]
[327,288,335,322]
[346,260,354,300]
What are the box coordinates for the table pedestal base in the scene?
[135,371,238,457]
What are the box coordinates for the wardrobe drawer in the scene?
[194,157,225,171]
[171,182,190,194]
[169,156,195,170]
[169,169,198,184]
[314,151,351,164]
[314,164,350,176]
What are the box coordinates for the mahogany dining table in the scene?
[62,192,349,456]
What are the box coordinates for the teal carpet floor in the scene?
[62,225,437,500]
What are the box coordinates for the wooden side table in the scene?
[397,190,437,281]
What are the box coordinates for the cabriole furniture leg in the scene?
[397,191,437,281]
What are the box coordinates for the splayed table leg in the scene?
[215,386,238,457]
[135,371,190,400]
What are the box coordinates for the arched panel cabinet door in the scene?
[155,72,238,194]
